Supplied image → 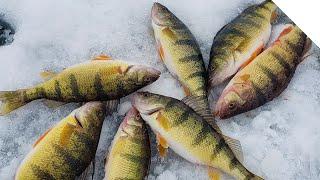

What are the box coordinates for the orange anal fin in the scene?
[156,133,169,158]
[208,168,221,180]
[92,54,113,61]
[156,40,165,62]
[273,25,294,46]
[240,44,264,70]
[33,127,53,148]
[182,85,191,96]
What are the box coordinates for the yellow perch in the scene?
[15,102,106,179]
[0,56,160,115]
[215,25,311,119]
[208,0,278,89]
[132,92,263,180]
[152,3,207,98]
[105,107,151,180]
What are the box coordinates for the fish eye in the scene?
[142,93,150,97]
[228,103,236,110]
[145,77,151,82]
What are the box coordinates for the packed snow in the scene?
[0,0,319,179]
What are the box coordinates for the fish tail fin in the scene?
[0,89,29,115]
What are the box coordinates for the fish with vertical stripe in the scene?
[215,25,311,119]
[0,57,160,115]
[132,92,263,180]
[15,102,106,179]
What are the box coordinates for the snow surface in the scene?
[0,0,319,179]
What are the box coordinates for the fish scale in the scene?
[208,0,278,89]
[132,92,263,180]
[15,102,106,180]
[215,25,309,119]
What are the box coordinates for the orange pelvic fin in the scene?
[156,133,169,158]
[208,168,221,180]
[92,54,113,61]
[240,44,264,70]
[33,127,53,148]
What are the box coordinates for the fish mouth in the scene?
[131,92,161,115]
[151,2,168,26]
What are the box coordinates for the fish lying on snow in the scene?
[15,102,106,179]
[0,17,15,46]
[0,56,160,115]
[208,0,278,90]
[132,92,263,180]
[105,107,150,180]
[151,3,208,99]
[215,25,311,119]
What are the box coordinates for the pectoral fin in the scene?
[60,122,77,146]
[156,133,169,158]
[208,168,221,180]
[156,111,170,131]
[162,27,176,39]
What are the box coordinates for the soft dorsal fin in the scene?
[33,127,53,148]
[77,160,95,180]
[92,54,113,61]
[40,70,57,80]
[222,135,244,163]
[300,38,313,62]
[103,99,120,115]
[181,95,244,162]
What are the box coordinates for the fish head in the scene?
[151,2,180,28]
[215,83,255,119]
[118,107,147,137]
[126,65,161,86]
[74,102,106,132]
[131,92,165,116]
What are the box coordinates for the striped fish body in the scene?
[152,3,207,98]
[0,59,160,115]
[132,92,262,180]
[215,25,309,119]
[27,61,158,102]
[15,102,106,179]
[208,0,278,89]
[105,108,150,180]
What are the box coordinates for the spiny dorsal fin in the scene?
[92,54,113,61]
[222,135,244,163]
[103,99,120,115]
[33,127,53,148]
[181,95,244,162]
[40,70,57,80]
[181,95,218,129]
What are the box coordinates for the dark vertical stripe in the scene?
[236,18,261,29]
[192,124,211,146]
[179,54,202,63]
[54,80,62,99]
[251,82,267,105]
[175,39,199,49]
[121,153,147,164]
[31,164,55,180]
[69,74,82,100]
[53,144,86,174]
[270,51,292,77]
[211,139,226,160]
[173,110,191,127]
[249,11,267,20]
[165,99,176,109]
[186,71,206,80]
[94,73,107,99]
[257,64,278,90]
[223,28,248,38]
[229,157,239,170]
